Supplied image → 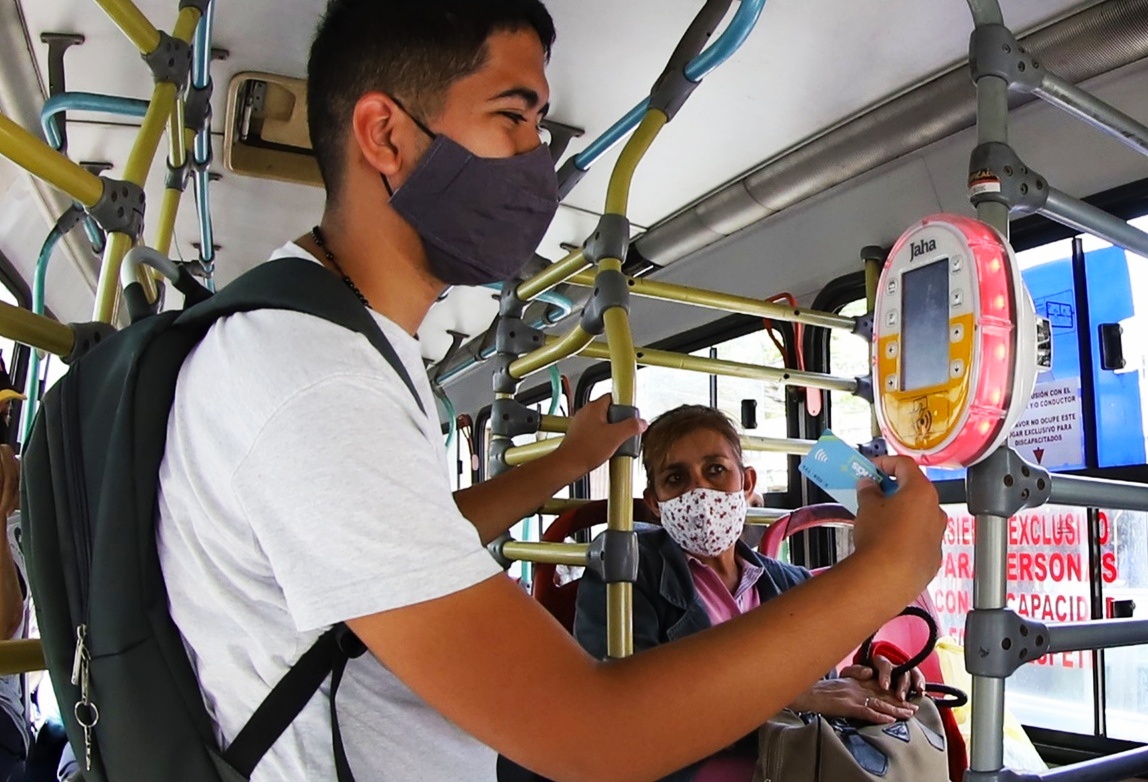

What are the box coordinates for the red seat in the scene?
[759,503,945,686]
[532,499,656,633]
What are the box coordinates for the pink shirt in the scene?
[687,555,764,626]
[687,555,764,782]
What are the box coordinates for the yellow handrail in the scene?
[568,270,858,332]
[0,115,103,207]
[0,302,74,358]
[605,110,669,216]
[516,248,589,304]
[0,640,45,676]
[504,437,563,467]
[501,541,590,567]
[509,325,594,380]
[93,0,162,54]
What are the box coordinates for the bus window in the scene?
[828,299,874,448]
[585,327,787,499]
[1100,507,1148,741]
[477,395,571,586]
[0,282,18,375]
[931,503,1096,734]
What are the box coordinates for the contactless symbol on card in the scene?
[799,430,898,513]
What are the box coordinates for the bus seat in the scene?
[759,504,945,684]
[532,499,657,633]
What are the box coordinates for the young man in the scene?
[156,2,948,780]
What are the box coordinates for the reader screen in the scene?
[901,259,950,391]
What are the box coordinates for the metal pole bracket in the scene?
[491,356,518,396]
[487,437,513,477]
[964,608,1051,678]
[185,80,213,136]
[969,142,1050,215]
[491,398,541,439]
[142,31,192,89]
[495,316,544,356]
[63,322,117,364]
[498,278,530,319]
[165,160,190,192]
[580,269,631,336]
[969,24,1043,93]
[87,178,146,238]
[967,446,1052,518]
[588,529,639,583]
[583,214,632,266]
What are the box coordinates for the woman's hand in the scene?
[840,654,926,701]
[787,660,922,724]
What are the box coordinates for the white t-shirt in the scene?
[157,243,502,781]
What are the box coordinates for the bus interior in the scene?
[1,0,1148,779]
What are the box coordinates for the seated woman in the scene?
[573,405,923,782]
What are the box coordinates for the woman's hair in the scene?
[640,405,744,489]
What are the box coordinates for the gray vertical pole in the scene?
[975,74,1011,235]
[968,499,1009,772]
[967,0,1011,773]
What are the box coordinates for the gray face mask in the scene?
[385,105,559,287]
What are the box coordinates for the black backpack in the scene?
[20,257,425,782]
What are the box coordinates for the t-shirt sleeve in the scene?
[232,373,501,632]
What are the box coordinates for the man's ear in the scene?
[350,92,410,182]
[742,465,758,501]
[642,487,661,520]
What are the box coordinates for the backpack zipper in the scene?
[60,366,93,622]
[60,368,97,769]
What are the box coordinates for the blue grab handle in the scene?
[570,0,765,172]
[41,92,149,151]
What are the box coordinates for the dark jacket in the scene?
[573,525,812,659]
[572,525,813,782]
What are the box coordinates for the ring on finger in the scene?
[864,696,872,710]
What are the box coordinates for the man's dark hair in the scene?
[307,0,556,198]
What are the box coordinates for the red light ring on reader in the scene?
[883,214,1017,467]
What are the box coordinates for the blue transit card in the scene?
[799,430,898,512]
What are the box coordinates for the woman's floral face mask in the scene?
[659,487,747,557]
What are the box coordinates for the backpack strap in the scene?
[222,626,366,780]
[179,256,427,780]
[175,257,425,415]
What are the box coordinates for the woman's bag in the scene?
[753,696,948,782]
[752,606,964,782]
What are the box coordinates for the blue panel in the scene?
[924,256,1087,481]
[1085,247,1146,468]
[1014,258,1087,472]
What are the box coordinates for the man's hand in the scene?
[852,455,947,606]
[0,445,18,519]
[452,395,646,544]
[553,394,646,478]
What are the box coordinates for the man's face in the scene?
[426,28,551,159]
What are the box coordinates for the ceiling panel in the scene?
[8,0,1104,364]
